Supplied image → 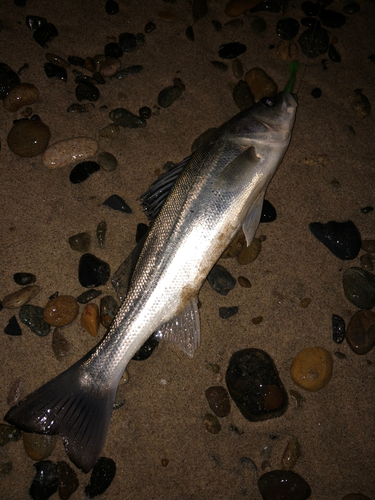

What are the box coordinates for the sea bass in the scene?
[5,91,297,472]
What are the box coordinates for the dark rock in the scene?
[298,27,329,58]
[118,32,137,52]
[319,9,346,28]
[258,470,311,500]
[186,26,194,41]
[57,461,79,500]
[145,21,156,33]
[311,87,322,98]
[136,223,148,242]
[360,253,374,271]
[207,265,236,295]
[96,220,107,247]
[33,23,58,48]
[105,0,119,15]
[132,333,159,360]
[346,310,375,355]
[349,89,371,119]
[211,61,228,72]
[109,108,146,128]
[92,72,105,85]
[219,42,246,59]
[328,44,341,62]
[251,17,267,33]
[68,232,91,253]
[0,423,22,446]
[361,206,374,214]
[276,18,299,40]
[332,314,345,344]
[75,82,100,102]
[52,328,71,360]
[226,348,288,421]
[219,306,239,319]
[112,65,143,79]
[250,1,281,13]
[0,63,20,99]
[301,1,320,16]
[192,0,208,21]
[343,267,375,309]
[211,20,222,31]
[67,55,85,67]
[13,272,36,285]
[76,289,102,304]
[204,414,221,434]
[100,295,119,328]
[309,220,361,260]
[343,2,360,14]
[205,386,231,417]
[301,17,321,28]
[30,460,58,500]
[44,63,67,81]
[25,15,47,30]
[233,80,254,111]
[261,199,276,223]
[103,194,132,213]
[139,106,151,119]
[8,120,51,157]
[4,315,22,336]
[362,240,375,253]
[69,161,100,184]
[74,74,97,85]
[67,103,87,113]
[19,305,50,336]
[158,85,183,108]
[78,253,111,288]
[105,42,123,58]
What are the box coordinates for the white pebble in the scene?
[42,137,98,169]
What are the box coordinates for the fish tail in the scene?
[4,354,117,473]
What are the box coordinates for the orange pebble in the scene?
[81,303,100,336]
[291,347,333,391]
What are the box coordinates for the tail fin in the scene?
[4,355,117,473]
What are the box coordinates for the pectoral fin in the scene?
[213,146,260,191]
[242,192,266,246]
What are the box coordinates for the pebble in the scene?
[343,2,360,15]
[211,20,222,31]
[68,55,85,67]
[2,285,40,308]
[332,314,345,343]
[118,32,137,52]
[252,316,263,324]
[309,220,361,260]
[311,87,322,98]
[43,295,79,327]
[13,272,36,285]
[192,0,208,21]
[261,200,276,222]
[105,43,123,59]
[67,103,89,113]
[319,9,346,28]
[226,348,288,421]
[204,414,221,434]
[44,62,67,81]
[7,377,23,405]
[81,304,100,336]
[100,295,119,328]
[281,438,301,471]
[7,120,51,157]
[219,42,247,59]
[206,264,236,295]
[219,306,239,319]
[109,108,146,128]
[26,15,47,30]
[205,386,231,417]
[291,346,333,391]
[298,27,329,58]
[158,84,183,108]
[249,1,281,13]
[132,333,159,361]
[349,89,371,119]
[84,457,116,498]
[42,137,98,169]
[84,57,96,72]
[4,315,22,336]
[341,495,371,500]
[360,253,374,271]
[144,21,156,33]
[275,40,299,61]
[76,289,102,304]
[276,18,300,40]
[33,23,58,48]
[237,237,261,265]
[76,82,99,102]
[105,0,119,14]
[222,230,245,258]
[232,80,255,111]
[52,327,71,360]
[245,68,277,101]
[258,470,311,500]
[29,460,58,500]
[301,1,320,16]
[328,43,341,63]
[211,61,228,72]
[79,253,111,288]
[97,220,107,247]
[186,26,194,41]
[103,194,132,213]
[342,267,375,309]
[139,106,151,119]
[68,232,91,253]
[346,310,375,355]
[0,424,22,446]
[45,53,70,69]
[112,65,143,79]
[70,161,100,184]
[19,305,51,336]
[225,0,260,16]
[238,276,251,288]
[3,83,39,112]
[0,63,20,99]
[301,17,321,29]
[99,57,121,77]
[99,123,120,139]
[57,461,79,500]
[23,433,58,461]
[251,17,267,33]
[362,239,375,253]
[98,151,117,172]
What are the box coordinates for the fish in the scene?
[4,91,297,473]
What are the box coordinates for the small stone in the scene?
[33,23,58,48]
[7,377,23,406]
[76,82,99,102]
[360,253,374,271]
[362,240,375,253]
[23,433,58,461]
[144,21,156,33]
[3,285,40,308]
[222,230,245,258]
[211,61,228,72]
[105,0,119,14]
[29,460,58,500]
[211,20,222,31]
[276,18,299,40]
[319,9,346,28]
[289,389,305,408]
[105,43,123,59]
[291,346,333,391]
[103,194,132,213]
[99,58,121,77]
[225,0,261,16]
[204,414,221,434]
[13,272,36,285]
[68,55,85,67]
[112,65,143,79]
[258,470,311,500]
[57,461,79,500]
[161,459,169,467]
[185,26,194,41]
[346,310,375,355]
[100,295,119,328]
[0,424,22,446]
[349,90,371,119]
[43,295,79,327]
[109,108,146,128]
[207,265,236,295]
[70,161,100,184]
[332,314,345,344]
[219,42,246,59]
[300,297,311,308]
[252,316,263,324]
[81,303,100,336]
[84,57,96,72]
[19,305,51,336]
[298,27,329,58]
[44,62,67,81]
[192,0,208,21]
[343,2,360,15]
[3,83,39,112]
[309,220,361,260]
[118,32,137,52]
[328,43,341,63]
[7,120,50,157]
[281,438,301,470]
[301,17,321,28]
[238,276,251,288]
[219,306,238,319]
[245,68,277,101]
[76,289,102,304]
[139,106,151,119]
[158,85,183,108]
[311,87,322,98]
[132,333,159,361]
[4,315,22,336]
[275,40,299,61]
[25,15,47,30]
[232,58,243,78]
[232,80,255,111]
[97,220,107,247]
[79,253,111,288]
[237,237,261,265]
[68,232,91,253]
[341,495,371,500]
[84,457,116,498]
[43,137,98,169]
[342,267,375,309]
[205,386,231,417]
[98,151,117,172]
[52,327,71,360]
[45,53,70,69]
[0,63,20,99]
[67,103,88,113]
[301,1,319,16]
[251,17,267,33]
[99,123,120,139]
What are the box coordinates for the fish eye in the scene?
[261,96,276,107]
